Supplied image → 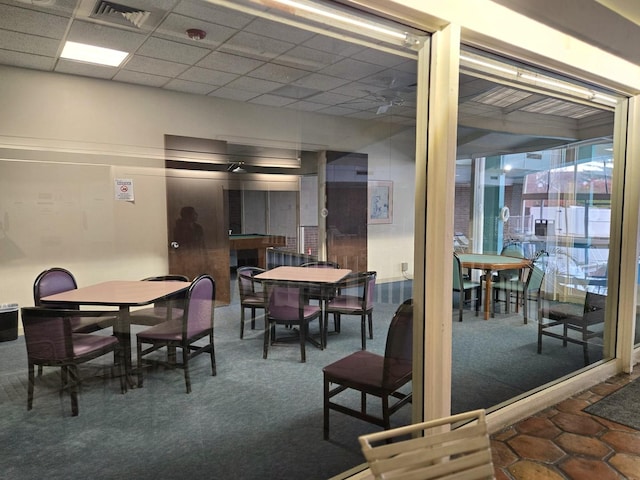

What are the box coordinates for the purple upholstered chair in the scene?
[324,271,376,350]
[33,267,116,332]
[323,299,413,439]
[21,307,126,416]
[237,266,266,339]
[129,274,190,326]
[136,274,216,393]
[263,281,322,363]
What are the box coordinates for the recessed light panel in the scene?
[60,41,129,67]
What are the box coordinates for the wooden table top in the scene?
[255,266,351,284]
[458,253,531,270]
[40,280,191,307]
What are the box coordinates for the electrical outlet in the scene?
[401,262,408,272]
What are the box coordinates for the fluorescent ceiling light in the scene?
[269,0,417,45]
[60,41,129,67]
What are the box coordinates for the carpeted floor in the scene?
[0,292,599,479]
[584,377,640,430]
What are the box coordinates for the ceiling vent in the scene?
[90,1,151,29]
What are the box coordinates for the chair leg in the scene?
[263,320,270,359]
[240,307,245,339]
[368,312,373,340]
[458,292,463,322]
[209,332,217,376]
[360,315,366,350]
[183,346,191,394]
[27,363,35,411]
[382,394,391,430]
[299,322,307,363]
[136,339,144,388]
[323,377,330,440]
[69,365,79,416]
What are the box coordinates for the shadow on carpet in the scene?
[584,379,640,430]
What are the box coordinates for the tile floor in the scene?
[491,370,640,480]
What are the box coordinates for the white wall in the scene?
[0,65,416,311]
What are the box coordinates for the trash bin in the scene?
[535,219,555,237]
[0,303,19,342]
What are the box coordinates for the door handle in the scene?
[170,241,180,249]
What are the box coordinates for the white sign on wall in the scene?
[115,178,134,201]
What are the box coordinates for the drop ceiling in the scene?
[0,0,626,175]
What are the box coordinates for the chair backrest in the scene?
[382,300,413,390]
[300,261,340,269]
[33,268,79,310]
[583,291,607,325]
[525,253,548,292]
[501,243,525,258]
[183,275,215,337]
[142,274,190,307]
[266,282,305,322]
[359,409,494,480]
[452,254,464,291]
[364,271,377,309]
[21,307,74,362]
[237,266,265,301]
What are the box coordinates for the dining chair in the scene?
[323,271,376,350]
[453,253,481,321]
[128,274,190,326]
[136,274,216,393]
[237,266,267,338]
[263,280,322,363]
[20,307,126,416]
[33,267,118,377]
[323,299,413,440]
[300,261,341,327]
[358,409,494,480]
[493,252,547,324]
[538,291,606,365]
[33,267,117,332]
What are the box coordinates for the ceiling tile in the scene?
[319,58,387,82]
[301,35,364,57]
[197,51,264,75]
[0,29,60,57]
[125,55,190,77]
[66,20,146,52]
[247,63,308,83]
[173,0,254,29]
[303,91,354,106]
[178,66,238,85]
[137,36,210,64]
[244,17,315,45]
[0,4,69,39]
[155,13,237,46]
[164,78,215,95]
[222,75,283,94]
[352,48,409,68]
[292,72,350,91]
[113,70,170,87]
[218,31,294,61]
[55,58,116,79]
[208,86,259,102]
[248,94,298,107]
[272,45,342,71]
[0,49,55,70]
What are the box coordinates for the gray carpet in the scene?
[0,291,595,480]
[584,379,640,430]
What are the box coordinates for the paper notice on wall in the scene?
[115,179,134,201]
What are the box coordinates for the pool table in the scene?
[229,233,286,268]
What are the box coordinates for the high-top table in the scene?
[458,254,531,320]
[41,280,191,385]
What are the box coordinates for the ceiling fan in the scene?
[341,78,416,114]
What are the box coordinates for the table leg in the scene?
[115,306,136,388]
[483,269,493,320]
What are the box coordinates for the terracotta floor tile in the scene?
[508,434,566,462]
[601,430,640,455]
[555,397,590,415]
[491,373,640,480]
[507,460,565,480]
[551,412,606,436]
[608,453,640,480]
[555,432,612,459]
[491,440,519,468]
[515,416,562,438]
[559,457,621,480]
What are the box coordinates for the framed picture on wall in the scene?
[368,181,393,224]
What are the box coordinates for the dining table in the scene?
[458,253,532,320]
[40,280,191,387]
[255,266,352,347]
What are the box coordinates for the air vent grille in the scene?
[91,0,150,29]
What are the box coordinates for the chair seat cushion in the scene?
[241,295,267,307]
[269,304,320,322]
[323,350,384,388]
[129,307,184,325]
[546,302,583,319]
[327,295,363,312]
[493,280,525,293]
[70,314,117,333]
[137,320,186,341]
[71,333,118,357]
